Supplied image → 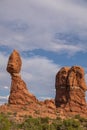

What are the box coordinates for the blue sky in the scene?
[0,0,87,104]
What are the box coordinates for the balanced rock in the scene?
[7,49,22,74]
[55,66,87,113]
[7,50,37,105]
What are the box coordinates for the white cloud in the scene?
[21,56,60,97]
[4,86,9,89]
[0,0,87,54]
[0,95,9,105]
[38,97,52,100]
[0,53,10,87]
[0,95,9,99]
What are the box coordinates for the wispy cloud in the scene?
[0,95,9,105]
[0,95,9,99]
[0,0,87,54]
[22,56,60,97]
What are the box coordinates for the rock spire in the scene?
[55,66,87,114]
[7,50,37,105]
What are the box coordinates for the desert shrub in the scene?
[41,124,49,130]
[74,114,81,119]
[40,117,49,124]
[63,119,83,130]
[0,113,86,130]
[74,114,87,129]
[0,113,11,130]
[20,116,52,130]
[10,121,21,130]
[20,116,41,130]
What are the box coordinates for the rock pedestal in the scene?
[55,66,87,113]
[7,50,37,105]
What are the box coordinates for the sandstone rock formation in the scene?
[55,66,87,114]
[55,67,70,107]
[7,50,37,105]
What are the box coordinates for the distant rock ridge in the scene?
[7,50,37,105]
[55,66,87,115]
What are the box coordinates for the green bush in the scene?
[40,117,49,124]
[20,117,41,130]
[20,117,52,130]
[0,113,86,130]
[63,119,83,130]
[0,113,11,130]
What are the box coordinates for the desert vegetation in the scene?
[0,113,87,130]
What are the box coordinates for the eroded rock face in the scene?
[7,50,37,105]
[55,66,87,113]
[55,67,70,107]
[67,66,87,91]
[7,50,22,74]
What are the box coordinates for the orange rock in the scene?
[7,50,22,74]
[44,99,56,109]
[55,66,87,114]
[7,50,37,105]
[5,51,87,119]
[55,67,70,107]
[67,66,87,91]
[67,66,87,111]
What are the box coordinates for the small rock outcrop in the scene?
[55,66,87,114]
[7,50,37,105]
